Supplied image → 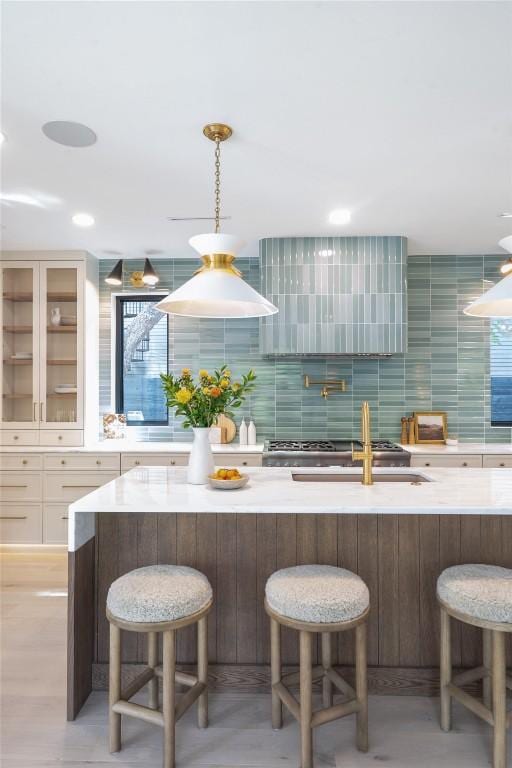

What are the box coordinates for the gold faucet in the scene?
[352,401,374,485]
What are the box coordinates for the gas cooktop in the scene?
[263,439,410,467]
[266,439,403,452]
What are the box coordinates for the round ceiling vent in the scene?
[42,121,97,147]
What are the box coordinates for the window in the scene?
[490,319,512,426]
[114,295,169,426]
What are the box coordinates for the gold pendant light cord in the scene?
[214,137,221,234]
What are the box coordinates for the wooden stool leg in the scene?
[148,631,159,710]
[355,622,368,753]
[440,606,452,732]
[299,630,313,768]
[197,615,208,729]
[482,628,492,710]
[109,622,122,753]
[162,629,176,768]
[321,632,333,708]
[492,630,507,768]
[270,617,282,730]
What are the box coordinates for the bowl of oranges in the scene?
[208,467,249,490]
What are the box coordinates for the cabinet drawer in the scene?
[40,430,83,447]
[44,471,119,502]
[44,453,120,472]
[0,472,42,501]
[410,455,482,468]
[215,454,262,467]
[0,504,42,544]
[121,454,189,472]
[0,454,42,471]
[43,504,68,545]
[0,430,39,446]
[482,456,512,468]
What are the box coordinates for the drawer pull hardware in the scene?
[0,515,28,520]
[58,435,63,441]
[134,461,140,465]
[34,402,38,422]
[40,402,43,421]
[425,462,430,466]
[61,460,66,465]
[500,463,505,467]
[96,460,101,465]
[61,516,69,520]
[62,484,100,489]
[0,484,28,488]
[22,459,28,465]
[13,435,19,440]
[462,462,468,467]
[170,460,176,465]
[242,461,248,466]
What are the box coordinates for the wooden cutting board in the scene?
[215,413,237,443]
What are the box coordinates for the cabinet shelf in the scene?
[47,359,77,366]
[2,393,32,399]
[2,292,77,302]
[47,392,77,398]
[3,359,33,366]
[2,326,33,333]
[47,326,77,334]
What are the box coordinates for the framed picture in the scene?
[414,411,447,444]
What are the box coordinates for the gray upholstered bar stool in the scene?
[265,564,370,768]
[437,564,512,768]
[107,564,213,768]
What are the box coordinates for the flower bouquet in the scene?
[161,366,256,484]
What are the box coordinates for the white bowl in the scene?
[208,474,249,490]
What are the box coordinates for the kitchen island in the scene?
[67,466,512,720]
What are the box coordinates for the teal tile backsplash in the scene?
[99,255,511,444]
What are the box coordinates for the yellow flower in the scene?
[208,375,215,382]
[232,382,241,392]
[175,388,192,404]
[209,386,222,398]
[220,378,229,389]
[224,369,231,378]
[202,387,210,395]
[199,369,209,379]
[181,367,192,378]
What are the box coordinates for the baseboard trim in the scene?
[92,663,481,697]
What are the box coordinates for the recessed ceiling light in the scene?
[0,132,6,145]
[72,212,95,227]
[499,212,512,218]
[328,208,351,226]
[42,121,97,147]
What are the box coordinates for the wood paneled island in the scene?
[67,466,512,720]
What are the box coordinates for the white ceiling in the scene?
[1,1,512,259]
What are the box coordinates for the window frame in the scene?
[112,291,169,427]
[490,318,512,427]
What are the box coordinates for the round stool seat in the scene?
[437,564,512,625]
[265,564,369,624]
[107,564,212,624]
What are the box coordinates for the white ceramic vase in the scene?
[187,427,215,485]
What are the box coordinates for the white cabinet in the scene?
[0,259,87,445]
[0,505,42,544]
[482,456,512,468]
[410,455,482,468]
[121,452,262,472]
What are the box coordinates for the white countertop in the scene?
[399,443,512,455]
[0,441,264,454]
[68,465,512,551]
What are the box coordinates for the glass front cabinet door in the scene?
[0,260,84,434]
[39,262,84,430]
[0,262,40,429]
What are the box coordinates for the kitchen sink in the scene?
[291,472,431,484]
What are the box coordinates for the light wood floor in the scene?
[1,551,509,767]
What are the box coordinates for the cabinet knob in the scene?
[13,435,19,441]
[61,460,66,465]
[96,460,101,465]
[242,461,248,466]
[58,435,63,441]
[134,460,140,466]
[22,459,27,465]
[462,462,468,467]
[425,462,430,467]
[170,460,176,466]
[500,463,505,467]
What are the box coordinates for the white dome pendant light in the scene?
[464,236,512,317]
[156,124,278,318]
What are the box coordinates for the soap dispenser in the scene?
[248,419,257,445]
[239,418,248,446]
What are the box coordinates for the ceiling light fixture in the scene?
[156,124,278,318]
[142,258,159,286]
[72,212,95,227]
[464,236,512,317]
[328,208,351,226]
[498,213,512,218]
[0,132,6,145]
[500,257,512,276]
[105,260,123,286]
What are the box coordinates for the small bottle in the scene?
[248,419,256,445]
[239,418,248,446]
